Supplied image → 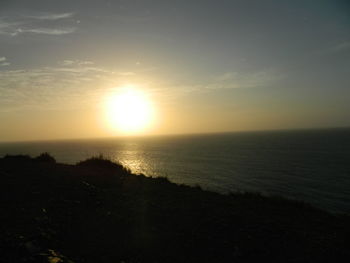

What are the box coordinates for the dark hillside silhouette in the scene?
[0,154,349,263]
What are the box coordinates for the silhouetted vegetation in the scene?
[77,154,130,174]
[35,152,56,163]
[0,154,349,263]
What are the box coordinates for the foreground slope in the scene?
[0,154,349,263]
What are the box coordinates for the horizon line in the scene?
[1,125,350,144]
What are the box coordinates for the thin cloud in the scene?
[60,60,75,66]
[0,62,118,112]
[164,70,282,99]
[59,60,94,66]
[316,40,350,56]
[117,71,136,76]
[27,12,75,21]
[0,12,77,36]
[0,59,159,113]
[330,41,350,53]
[78,61,94,66]
[206,70,281,90]
[18,27,76,35]
[0,57,10,66]
[0,20,23,36]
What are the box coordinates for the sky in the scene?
[0,0,349,141]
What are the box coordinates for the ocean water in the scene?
[1,128,349,214]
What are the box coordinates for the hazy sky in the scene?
[1,0,350,141]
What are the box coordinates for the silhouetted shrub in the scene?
[35,152,56,163]
[77,154,130,174]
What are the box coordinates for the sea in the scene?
[1,128,349,214]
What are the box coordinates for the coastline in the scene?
[1,154,349,262]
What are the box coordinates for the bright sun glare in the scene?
[105,87,154,134]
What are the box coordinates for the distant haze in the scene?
[1,0,350,142]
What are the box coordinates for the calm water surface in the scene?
[1,128,349,214]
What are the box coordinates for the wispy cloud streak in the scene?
[27,12,75,20]
[0,12,77,36]
[329,41,350,53]
[0,61,130,112]
[17,27,76,35]
[172,70,282,95]
[0,56,10,66]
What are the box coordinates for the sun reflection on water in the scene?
[110,144,152,176]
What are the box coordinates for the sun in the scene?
[104,87,154,134]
